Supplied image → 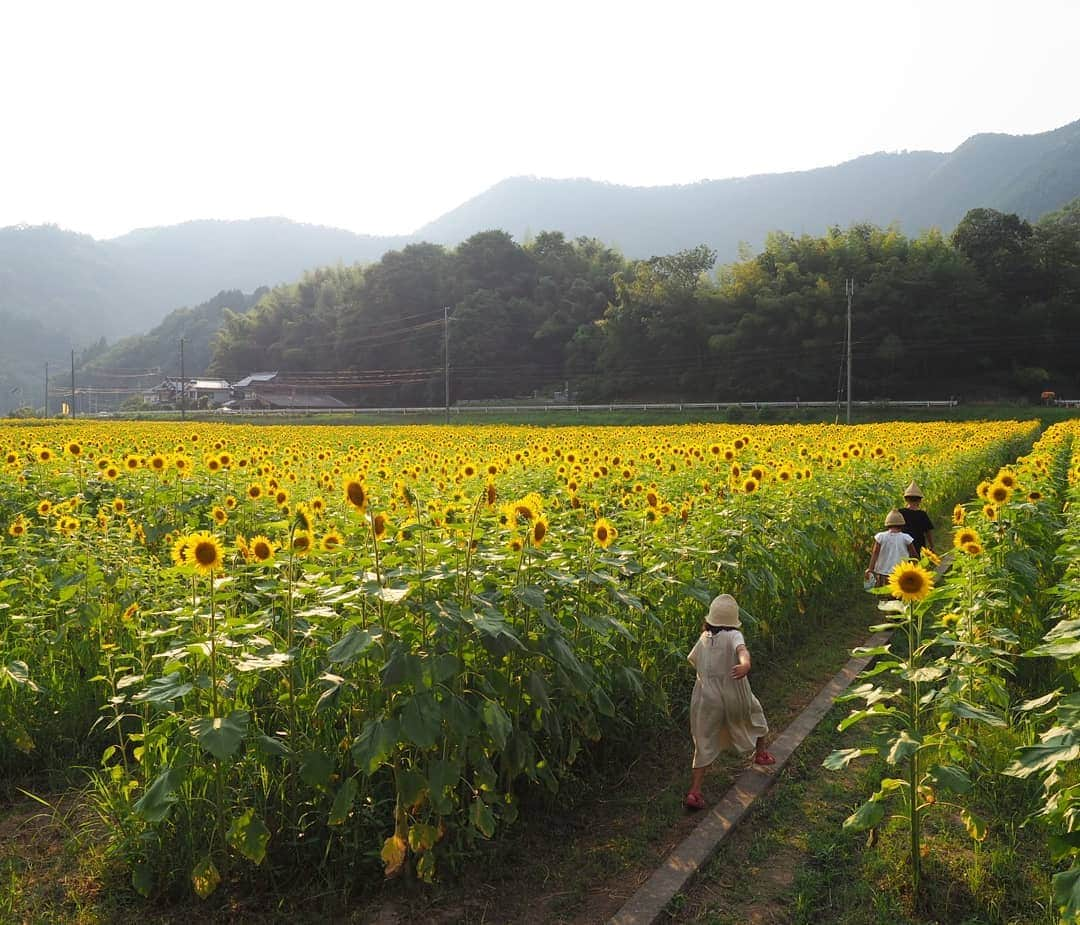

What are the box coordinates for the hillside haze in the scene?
[1,117,1078,409]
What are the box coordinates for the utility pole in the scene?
[180,337,186,421]
[443,306,450,425]
[845,278,854,425]
[70,349,76,418]
[43,362,48,419]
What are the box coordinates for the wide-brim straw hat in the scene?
[706,593,741,628]
[885,509,906,527]
[903,481,924,499]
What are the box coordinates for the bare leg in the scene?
[690,765,706,794]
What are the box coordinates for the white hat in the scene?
[706,593,741,628]
[904,481,924,499]
[885,509,905,527]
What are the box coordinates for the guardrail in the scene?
[113,399,959,418]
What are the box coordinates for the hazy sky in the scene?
[3,0,1078,240]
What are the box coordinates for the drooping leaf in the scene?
[822,747,876,770]
[482,700,513,749]
[1003,734,1080,778]
[328,778,358,826]
[885,731,921,765]
[381,834,408,878]
[470,798,496,838]
[960,808,987,842]
[228,808,270,864]
[397,767,428,810]
[408,823,439,853]
[401,694,441,750]
[843,799,886,832]
[133,766,184,822]
[132,860,154,898]
[300,749,335,790]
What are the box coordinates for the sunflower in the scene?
[996,471,1018,490]
[66,441,82,458]
[294,503,314,533]
[952,504,965,526]
[249,535,277,563]
[274,489,290,507]
[371,512,389,541]
[36,499,52,517]
[344,478,368,513]
[963,541,983,556]
[290,530,313,557]
[149,454,168,473]
[186,531,225,574]
[887,561,934,603]
[320,529,344,553]
[171,534,195,566]
[121,603,139,622]
[742,477,759,494]
[212,506,229,525]
[246,483,263,501]
[529,516,549,547]
[8,516,27,538]
[593,517,617,549]
[113,498,126,514]
[988,482,1011,505]
[953,528,980,549]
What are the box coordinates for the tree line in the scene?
[206,200,1080,404]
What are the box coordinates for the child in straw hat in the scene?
[865,509,916,587]
[685,593,772,810]
[899,480,935,556]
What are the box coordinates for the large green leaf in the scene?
[228,808,270,864]
[885,731,921,765]
[482,700,512,749]
[300,749,335,790]
[133,766,184,822]
[1003,734,1080,778]
[427,758,460,815]
[327,627,380,664]
[925,764,972,794]
[397,768,428,808]
[328,778,358,826]
[133,672,192,703]
[401,694,441,749]
[189,710,249,761]
[1054,867,1080,923]
[1026,637,1080,659]
[470,798,495,838]
[843,799,886,832]
[351,716,399,774]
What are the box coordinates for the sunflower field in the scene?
[0,419,1035,898]
[828,419,1080,920]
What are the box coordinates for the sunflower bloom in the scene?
[184,531,225,574]
[345,478,368,513]
[249,535,277,563]
[953,528,980,549]
[593,517,617,549]
[887,561,934,603]
[320,529,344,553]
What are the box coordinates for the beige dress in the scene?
[689,629,769,767]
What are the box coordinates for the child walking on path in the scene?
[865,509,916,587]
[686,593,773,810]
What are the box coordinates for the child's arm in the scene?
[907,541,916,557]
[731,644,751,679]
[865,540,881,577]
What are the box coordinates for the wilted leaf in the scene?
[960,808,987,842]
[381,834,408,877]
[408,822,439,852]
[885,731,921,765]
[191,855,221,899]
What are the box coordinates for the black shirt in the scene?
[900,508,934,554]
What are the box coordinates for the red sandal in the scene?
[754,750,776,766]
[685,790,706,810]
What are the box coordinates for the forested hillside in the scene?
[417,119,1080,259]
[208,201,1080,404]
